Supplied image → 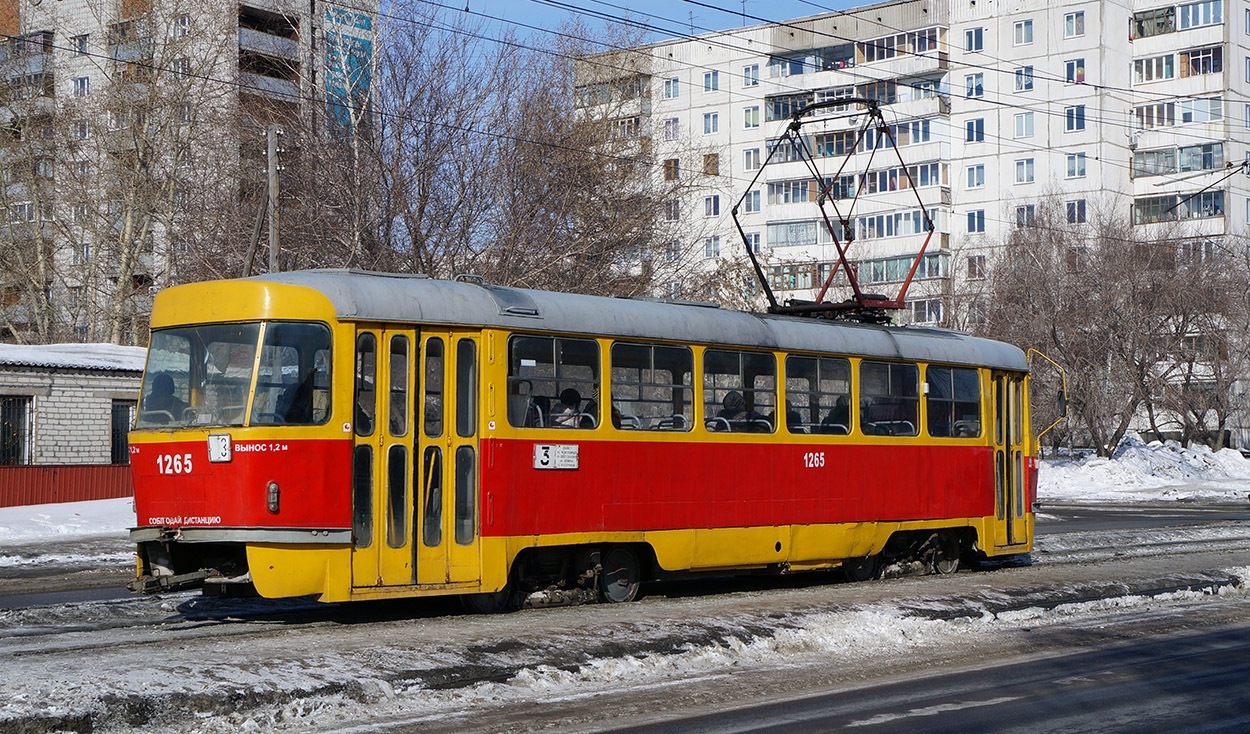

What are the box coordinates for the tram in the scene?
[128,270,1035,609]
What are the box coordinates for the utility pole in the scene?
[267,125,281,273]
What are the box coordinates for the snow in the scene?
[0,342,146,372]
[0,497,135,543]
[1039,435,1250,503]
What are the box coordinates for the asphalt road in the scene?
[617,620,1250,734]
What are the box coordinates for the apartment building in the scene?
[605,0,1248,326]
[0,0,377,344]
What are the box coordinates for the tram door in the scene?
[991,372,1027,548]
[416,331,482,585]
[351,325,418,588]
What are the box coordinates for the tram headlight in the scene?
[267,481,280,514]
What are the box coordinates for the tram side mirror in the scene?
[1057,390,1068,418]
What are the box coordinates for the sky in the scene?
[462,0,862,45]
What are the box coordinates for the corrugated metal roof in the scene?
[255,270,1028,372]
[0,343,147,373]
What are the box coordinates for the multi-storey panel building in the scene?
[612,0,1246,326]
[0,0,377,344]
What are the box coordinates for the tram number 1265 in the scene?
[156,453,194,474]
[803,451,826,468]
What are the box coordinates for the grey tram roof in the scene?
[256,270,1028,372]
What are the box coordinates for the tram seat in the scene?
[654,414,687,430]
[618,414,642,429]
[821,422,849,435]
[705,417,731,432]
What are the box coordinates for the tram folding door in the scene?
[351,325,418,588]
[991,372,1027,549]
[415,330,482,586]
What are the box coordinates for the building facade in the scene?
[609,0,1247,326]
[0,0,378,345]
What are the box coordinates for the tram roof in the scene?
[256,270,1028,372]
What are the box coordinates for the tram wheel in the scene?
[933,532,961,575]
[842,554,880,582]
[599,545,641,603]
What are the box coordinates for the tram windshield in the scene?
[136,321,331,429]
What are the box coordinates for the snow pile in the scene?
[1040,435,1250,502]
[0,497,135,543]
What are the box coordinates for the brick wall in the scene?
[0,366,141,465]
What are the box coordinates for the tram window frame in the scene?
[859,360,919,436]
[609,342,694,431]
[703,349,777,433]
[925,365,982,438]
[423,337,444,438]
[249,322,333,427]
[507,335,601,429]
[388,334,409,436]
[354,333,377,437]
[456,339,476,438]
[784,355,852,434]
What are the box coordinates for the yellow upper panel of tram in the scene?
[151,280,338,329]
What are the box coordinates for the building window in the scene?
[965,27,983,51]
[1014,112,1034,138]
[73,76,90,97]
[173,14,190,37]
[1181,46,1223,75]
[703,153,719,176]
[1016,205,1037,227]
[967,254,987,279]
[663,158,679,180]
[744,148,761,170]
[1014,66,1034,91]
[663,200,680,221]
[1133,7,1177,38]
[665,241,680,262]
[72,34,88,55]
[1067,152,1087,178]
[745,232,761,254]
[111,400,136,464]
[663,117,679,141]
[911,299,943,324]
[75,121,89,140]
[1065,59,1085,84]
[1134,54,1175,84]
[1066,105,1086,131]
[173,57,190,76]
[1178,0,1223,29]
[703,112,718,134]
[1067,200,1087,223]
[1065,11,1085,37]
[743,64,759,87]
[1015,158,1035,183]
[967,210,985,232]
[704,70,719,92]
[704,196,720,217]
[965,118,984,142]
[1014,19,1034,45]
[663,78,679,99]
[744,190,761,213]
[704,236,720,258]
[743,106,760,128]
[965,73,984,97]
[966,164,985,189]
[0,396,31,465]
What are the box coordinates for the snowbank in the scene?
[1040,435,1250,503]
[0,497,135,543]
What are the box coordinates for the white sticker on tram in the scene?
[534,444,579,470]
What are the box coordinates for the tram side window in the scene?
[250,322,332,426]
[507,335,600,429]
[703,349,776,433]
[609,342,694,431]
[860,361,919,436]
[926,366,982,438]
[785,355,852,434]
[354,333,377,436]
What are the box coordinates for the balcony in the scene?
[238,27,299,60]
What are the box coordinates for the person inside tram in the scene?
[822,395,850,435]
[551,388,582,427]
[144,373,187,423]
[717,390,765,431]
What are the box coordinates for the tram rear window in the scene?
[137,321,330,429]
[507,335,600,429]
[926,366,981,438]
[859,361,919,436]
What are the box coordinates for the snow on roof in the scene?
[0,343,147,373]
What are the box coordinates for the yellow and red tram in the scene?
[129,270,1035,607]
